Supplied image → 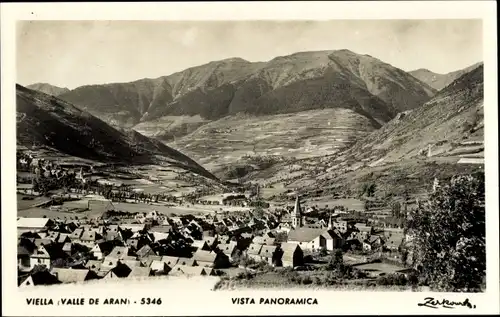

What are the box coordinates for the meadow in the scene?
[17,207,90,219]
[112,202,214,215]
[17,194,51,210]
[352,262,407,276]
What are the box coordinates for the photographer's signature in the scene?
[418,297,476,309]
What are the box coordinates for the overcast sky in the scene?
[17,20,482,89]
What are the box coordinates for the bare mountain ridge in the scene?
[409,62,482,91]
[341,62,484,164]
[54,77,175,127]
[26,83,70,96]
[53,49,436,127]
[16,84,219,182]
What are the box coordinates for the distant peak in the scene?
[26,82,70,91]
[334,49,356,54]
[216,57,249,64]
[410,68,437,75]
[268,50,335,62]
[228,57,249,62]
[413,68,431,72]
[291,50,335,55]
[331,49,379,60]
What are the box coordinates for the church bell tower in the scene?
[292,195,303,228]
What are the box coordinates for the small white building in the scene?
[29,245,53,270]
[246,243,263,262]
[17,218,54,233]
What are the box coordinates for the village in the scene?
[16,150,417,289]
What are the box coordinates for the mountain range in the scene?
[409,62,482,91]
[35,50,436,129]
[26,83,70,97]
[24,50,482,173]
[257,62,484,198]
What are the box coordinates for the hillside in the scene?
[409,62,482,91]
[58,50,436,128]
[26,83,70,96]
[57,77,175,128]
[169,108,378,171]
[248,63,484,198]
[341,63,484,165]
[16,85,219,181]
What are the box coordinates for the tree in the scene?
[103,186,113,199]
[391,201,402,219]
[364,200,372,212]
[318,247,328,257]
[253,204,265,219]
[366,183,376,197]
[325,248,346,277]
[406,172,485,292]
[359,182,377,198]
[33,176,49,195]
[239,255,256,269]
[401,249,409,265]
[402,189,410,213]
[274,231,288,243]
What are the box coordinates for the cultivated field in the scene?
[133,115,210,141]
[17,207,96,219]
[259,184,289,199]
[306,198,365,211]
[169,109,376,170]
[112,202,214,215]
[17,194,51,210]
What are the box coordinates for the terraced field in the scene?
[169,108,377,170]
[133,115,210,141]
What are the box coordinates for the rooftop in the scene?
[287,227,324,242]
[51,268,90,283]
[17,217,52,229]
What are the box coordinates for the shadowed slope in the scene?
[342,63,484,164]
[16,84,219,182]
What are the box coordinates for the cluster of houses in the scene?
[17,153,79,181]
[17,196,406,287]
[195,193,251,207]
[277,197,406,253]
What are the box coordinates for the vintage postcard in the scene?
[1,1,499,316]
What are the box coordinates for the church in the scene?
[286,196,344,251]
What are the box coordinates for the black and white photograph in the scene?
[2,1,498,316]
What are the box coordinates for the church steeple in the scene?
[292,195,303,228]
[327,212,333,230]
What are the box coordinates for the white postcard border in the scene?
[1,1,498,316]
